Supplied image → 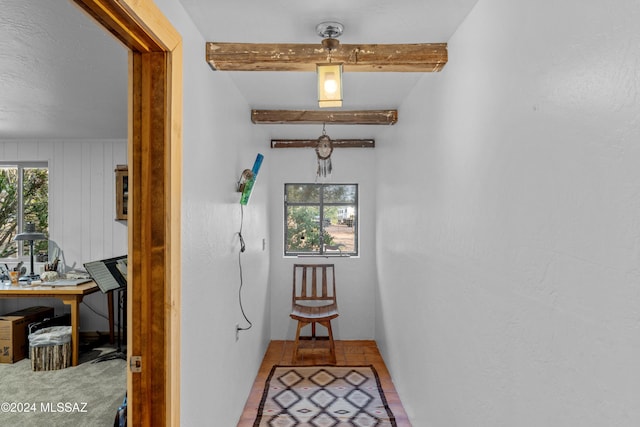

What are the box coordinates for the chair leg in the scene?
[322,320,336,364]
[292,320,306,363]
[292,319,336,364]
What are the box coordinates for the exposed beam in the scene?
[251,110,397,125]
[271,139,375,148]
[206,42,447,72]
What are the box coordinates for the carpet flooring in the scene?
[0,347,126,427]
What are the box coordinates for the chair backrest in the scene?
[292,264,337,310]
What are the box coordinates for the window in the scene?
[0,162,49,259]
[284,183,358,256]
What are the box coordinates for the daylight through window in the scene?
[284,183,358,256]
[0,162,49,260]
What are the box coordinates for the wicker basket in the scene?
[28,326,72,371]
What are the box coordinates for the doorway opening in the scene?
[72,1,183,425]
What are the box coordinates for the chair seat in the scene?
[290,306,339,321]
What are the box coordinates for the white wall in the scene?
[0,139,127,331]
[267,147,378,340]
[153,1,272,426]
[375,0,640,425]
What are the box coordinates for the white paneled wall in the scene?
[0,139,127,331]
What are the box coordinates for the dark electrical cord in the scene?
[236,204,252,332]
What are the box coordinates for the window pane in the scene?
[286,206,321,253]
[323,206,356,253]
[286,184,320,203]
[22,168,49,257]
[0,164,48,260]
[0,167,18,257]
[323,184,356,203]
[284,183,358,256]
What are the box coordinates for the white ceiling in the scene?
[0,0,128,140]
[0,0,478,140]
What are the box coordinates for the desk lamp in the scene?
[14,222,46,280]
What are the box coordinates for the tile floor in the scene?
[237,340,411,426]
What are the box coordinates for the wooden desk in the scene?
[0,281,100,366]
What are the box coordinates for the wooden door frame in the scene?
[71,1,182,425]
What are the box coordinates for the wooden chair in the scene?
[290,264,339,364]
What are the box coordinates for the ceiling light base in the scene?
[316,22,344,39]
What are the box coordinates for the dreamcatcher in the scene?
[315,124,333,179]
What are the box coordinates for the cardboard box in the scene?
[0,306,54,363]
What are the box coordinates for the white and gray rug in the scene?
[254,365,397,427]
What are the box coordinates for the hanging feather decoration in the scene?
[315,125,333,179]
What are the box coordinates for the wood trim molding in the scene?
[206,42,447,72]
[72,0,180,52]
[72,1,182,426]
[271,139,375,148]
[252,110,397,125]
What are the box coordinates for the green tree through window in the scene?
[284,183,358,256]
[0,163,49,259]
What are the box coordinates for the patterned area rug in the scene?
[254,365,397,427]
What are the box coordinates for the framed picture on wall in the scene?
[115,165,128,220]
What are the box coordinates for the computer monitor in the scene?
[84,255,127,293]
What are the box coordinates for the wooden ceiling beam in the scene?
[271,139,375,149]
[251,109,397,125]
[206,42,447,72]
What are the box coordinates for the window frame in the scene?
[0,161,49,261]
[284,183,359,257]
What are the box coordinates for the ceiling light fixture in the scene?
[316,22,344,108]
